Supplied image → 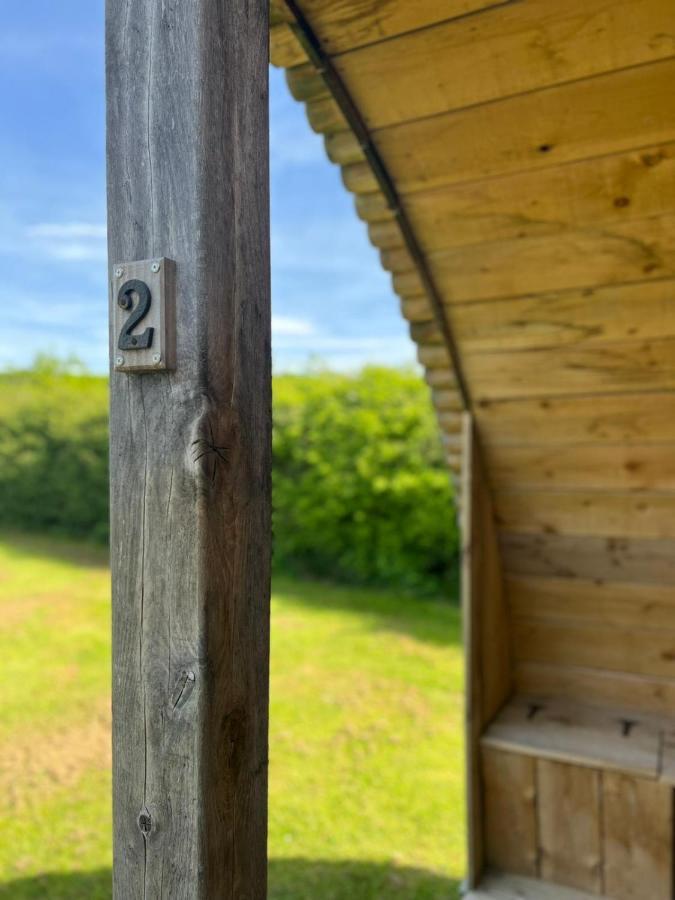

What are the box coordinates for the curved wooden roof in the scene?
[270,0,675,546]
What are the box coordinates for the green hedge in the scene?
[273,368,458,590]
[0,361,458,590]
[0,359,110,543]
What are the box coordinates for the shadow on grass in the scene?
[273,573,462,648]
[0,530,460,647]
[0,859,460,899]
[0,529,109,570]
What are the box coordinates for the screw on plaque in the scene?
[151,261,161,273]
[115,355,124,366]
[152,353,162,365]
[114,266,124,278]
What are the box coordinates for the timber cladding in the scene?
[273,0,675,897]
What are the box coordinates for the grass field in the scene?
[0,532,464,899]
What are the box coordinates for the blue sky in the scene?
[0,2,414,373]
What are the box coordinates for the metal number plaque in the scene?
[111,258,176,372]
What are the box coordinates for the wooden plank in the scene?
[427,212,675,305]
[515,662,675,719]
[481,747,538,878]
[425,367,457,390]
[488,443,675,492]
[602,773,672,900]
[305,95,348,134]
[465,419,512,724]
[494,489,675,540]
[537,760,602,894]
[432,389,464,413]
[458,337,675,402]
[354,190,392,224]
[659,727,675,784]
[290,0,506,55]
[285,61,328,103]
[446,279,675,354]
[462,415,512,888]
[466,871,601,900]
[393,268,424,297]
[337,0,675,130]
[377,58,675,193]
[476,391,675,447]
[482,696,661,779]
[341,160,379,193]
[270,22,308,68]
[269,0,292,25]
[407,143,675,251]
[500,532,675,585]
[513,618,675,680]
[107,1,271,897]
[409,321,442,346]
[506,575,675,631]
[325,129,365,166]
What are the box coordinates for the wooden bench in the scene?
[482,694,675,783]
[475,694,675,899]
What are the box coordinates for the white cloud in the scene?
[272,315,314,336]
[26,223,107,240]
[24,221,107,262]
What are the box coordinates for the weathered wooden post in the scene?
[106,1,271,896]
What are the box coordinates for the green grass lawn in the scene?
[0,532,464,899]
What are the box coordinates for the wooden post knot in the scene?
[170,669,196,711]
[137,807,152,837]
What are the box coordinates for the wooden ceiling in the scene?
[271,1,675,709]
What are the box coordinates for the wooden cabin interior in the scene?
[270,1,675,898]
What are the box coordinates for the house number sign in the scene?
[111,257,176,372]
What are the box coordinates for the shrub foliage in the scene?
[0,361,458,589]
[273,368,458,589]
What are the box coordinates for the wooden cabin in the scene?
[269,2,675,898]
[106,0,675,897]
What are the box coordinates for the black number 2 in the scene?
[117,279,154,350]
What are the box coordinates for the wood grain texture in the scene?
[602,772,672,900]
[270,22,308,68]
[462,415,512,888]
[494,489,675,539]
[537,760,602,894]
[305,94,348,134]
[500,532,675,585]
[407,143,675,251]
[292,0,506,55]
[325,129,367,166]
[476,390,675,447]
[482,695,662,780]
[658,727,675,784]
[447,279,675,354]
[427,212,675,305]
[466,871,601,900]
[481,747,538,878]
[107,1,271,897]
[285,61,328,102]
[337,0,675,130]
[513,618,675,680]
[459,337,675,401]
[506,574,675,631]
[354,190,391,223]
[515,661,675,719]
[377,58,675,194]
[488,443,675,492]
